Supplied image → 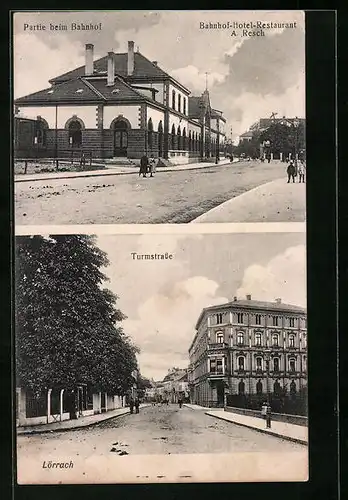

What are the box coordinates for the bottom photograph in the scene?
[15,231,308,484]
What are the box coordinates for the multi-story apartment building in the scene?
[188,295,307,408]
[14,41,226,162]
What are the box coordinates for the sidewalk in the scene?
[15,158,232,183]
[191,177,306,223]
[17,404,149,436]
[205,410,308,445]
[183,403,217,411]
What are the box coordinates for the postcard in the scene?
[13,10,306,225]
[13,9,308,486]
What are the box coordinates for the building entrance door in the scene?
[217,382,225,407]
[113,120,128,157]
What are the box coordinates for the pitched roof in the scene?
[86,77,146,102]
[50,52,170,84]
[188,96,203,118]
[14,76,148,105]
[14,78,101,104]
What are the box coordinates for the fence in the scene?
[226,392,307,416]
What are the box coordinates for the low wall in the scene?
[225,406,308,427]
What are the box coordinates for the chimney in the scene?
[107,51,115,86]
[152,61,158,66]
[233,296,237,302]
[275,298,282,304]
[85,43,94,76]
[246,294,251,300]
[127,41,135,76]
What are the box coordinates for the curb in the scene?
[15,161,232,183]
[17,408,135,436]
[205,412,308,446]
[190,177,285,223]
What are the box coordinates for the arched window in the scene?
[255,333,262,346]
[238,356,245,371]
[183,128,186,150]
[35,118,48,146]
[216,332,224,344]
[147,118,153,151]
[68,120,82,147]
[238,379,245,395]
[255,357,263,371]
[237,332,244,346]
[178,94,181,113]
[274,380,281,395]
[171,124,176,150]
[256,379,263,394]
[272,334,279,347]
[172,90,176,110]
[177,126,181,150]
[289,358,296,372]
[273,357,280,372]
[289,334,295,347]
[290,380,297,395]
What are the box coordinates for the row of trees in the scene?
[234,122,306,160]
[16,235,139,399]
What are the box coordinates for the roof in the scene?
[240,131,254,138]
[14,78,102,105]
[50,52,170,84]
[14,76,148,105]
[188,96,203,118]
[195,299,306,330]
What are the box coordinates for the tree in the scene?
[259,122,306,159]
[235,130,261,159]
[15,235,138,401]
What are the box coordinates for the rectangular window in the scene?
[272,316,279,326]
[178,94,181,113]
[255,314,261,325]
[209,359,216,373]
[237,313,244,324]
[216,359,223,374]
[289,318,295,327]
[183,98,186,115]
[216,313,223,324]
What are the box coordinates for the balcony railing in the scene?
[208,342,228,349]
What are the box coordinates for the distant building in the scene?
[188,295,307,408]
[162,367,189,402]
[14,41,226,163]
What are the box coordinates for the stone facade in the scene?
[188,296,307,408]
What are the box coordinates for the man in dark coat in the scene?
[139,154,148,177]
[287,161,296,183]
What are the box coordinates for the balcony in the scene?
[208,370,228,379]
[208,342,229,350]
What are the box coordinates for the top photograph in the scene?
[13,10,306,225]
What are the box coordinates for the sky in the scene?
[96,232,306,381]
[13,10,305,140]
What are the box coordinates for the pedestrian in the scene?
[135,398,140,414]
[139,153,148,178]
[298,161,306,183]
[229,154,234,163]
[178,397,183,408]
[287,161,296,183]
[149,154,157,177]
[129,397,134,414]
[261,401,272,428]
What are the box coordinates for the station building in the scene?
[14,41,226,163]
[188,295,307,408]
